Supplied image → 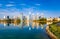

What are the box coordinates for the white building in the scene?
[3,16,6,19]
[47,17,53,21]
[32,13,36,20]
[26,15,29,21]
[58,18,60,21]
[29,12,32,21]
[35,13,40,20]
[20,13,23,21]
[54,17,60,21]
[13,16,16,19]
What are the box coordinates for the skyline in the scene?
[0,0,60,18]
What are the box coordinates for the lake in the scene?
[0,22,50,39]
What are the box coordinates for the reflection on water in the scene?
[0,20,53,27]
[3,22,46,29]
[0,21,51,39]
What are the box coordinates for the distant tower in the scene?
[13,16,16,19]
[29,11,31,20]
[36,13,39,20]
[39,16,41,19]
[59,16,60,18]
[23,16,26,21]
[29,12,32,23]
[27,15,29,21]
[20,13,23,21]
[4,16,6,19]
[7,16,9,19]
[32,13,35,20]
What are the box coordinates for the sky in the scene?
[0,0,60,18]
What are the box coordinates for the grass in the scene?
[49,23,60,39]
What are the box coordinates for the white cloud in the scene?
[0,8,20,17]
[35,4,40,6]
[0,11,20,16]
[6,4,14,7]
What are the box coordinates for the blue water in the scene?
[0,24,50,39]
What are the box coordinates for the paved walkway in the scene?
[46,25,58,39]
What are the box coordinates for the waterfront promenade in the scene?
[46,25,58,39]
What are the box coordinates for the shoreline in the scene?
[46,25,58,39]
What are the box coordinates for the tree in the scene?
[39,18,47,22]
[38,18,47,24]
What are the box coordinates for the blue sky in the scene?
[0,0,60,18]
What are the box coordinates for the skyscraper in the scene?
[36,13,40,20]
[7,16,9,19]
[20,13,23,22]
[29,12,31,21]
[3,16,6,19]
[32,13,35,20]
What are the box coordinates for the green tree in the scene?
[38,18,47,24]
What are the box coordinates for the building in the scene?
[29,12,32,22]
[58,18,60,21]
[53,17,60,21]
[20,13,23,21]
[3,16,6,19]
[7,16,9,19]
[47,17,53,21]
[36,13,40,20]
[32,13,36,20]
[19,13,23,26]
